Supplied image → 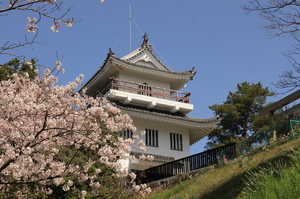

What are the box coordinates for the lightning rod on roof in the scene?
[129,2,132,52]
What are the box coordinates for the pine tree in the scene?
[0,58,37,81]
[207,82,274,149]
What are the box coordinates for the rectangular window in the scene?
[145,129,158,147]
[121,129,133,139]
[139,83,152,96]
[170,133,183,151]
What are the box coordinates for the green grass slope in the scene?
[144,138,300,199]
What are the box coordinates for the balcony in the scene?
[100,78,193,114]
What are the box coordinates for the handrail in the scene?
[103,78,191,103]
[216,120,300,163]
[135,143,236,184]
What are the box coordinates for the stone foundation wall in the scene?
[146,165,215,191]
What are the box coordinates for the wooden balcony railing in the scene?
[100,78,191,103]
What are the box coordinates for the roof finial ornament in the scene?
[107,48,115,56]
[142,33,149,47]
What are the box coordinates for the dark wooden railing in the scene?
[100,78,191,103]
[135,143,236,184]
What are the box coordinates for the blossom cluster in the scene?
[50,19,61,32]
[0,69,150,198]
[133,184,152,197]
[26,17,37,33]
[49,18,74,32]
[7,0,106,33]
[127,172,152,196]
[45,0,56,4]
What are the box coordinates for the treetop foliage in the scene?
[0,58,37,81]
[207,82,274,149]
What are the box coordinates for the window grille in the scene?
[121,129,133,139]
[145,129,158,147]
[170,133,183,151]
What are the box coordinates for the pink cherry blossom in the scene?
[0,68,151,197]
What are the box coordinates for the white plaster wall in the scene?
[131,117,190,160]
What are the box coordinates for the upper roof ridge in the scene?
[121,33,172,71]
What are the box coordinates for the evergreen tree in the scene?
[0,58,37,81]
[206,82,274,149]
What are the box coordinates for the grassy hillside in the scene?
[143,138,300,199]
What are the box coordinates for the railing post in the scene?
[110,77,114,90]
[290,120,295,140]
[240,142,243,159]
[124,80,126,92]
[264,131,268,149]
[222,150,226,164]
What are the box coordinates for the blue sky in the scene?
[0,0,296,154]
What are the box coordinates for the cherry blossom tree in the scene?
[0,0,105,57]
[0,68,151,198]
[0,1,153,197]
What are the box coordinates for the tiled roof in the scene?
[131,152,175,163]
[114,102,219,124]
[79,48,196,92]
[113,55,196,77]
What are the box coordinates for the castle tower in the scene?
[81,34,219,171]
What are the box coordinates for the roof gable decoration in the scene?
[121,33,171,72]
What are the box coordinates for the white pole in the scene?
[129,3,132,52]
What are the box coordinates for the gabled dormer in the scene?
[81,34,196,115]
[121,33,171,71]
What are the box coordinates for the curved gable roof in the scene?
[121,44,171,71]
[81,40,197,95]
